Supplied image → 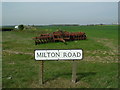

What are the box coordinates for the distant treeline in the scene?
[34,24,109,27]
[1,26,14,31]
[49,24,79,26]
[2,28,13,31]
[1,24,118,31]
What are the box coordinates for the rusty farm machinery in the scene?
[33,30,87,45]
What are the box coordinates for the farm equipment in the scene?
[33,30,87,45]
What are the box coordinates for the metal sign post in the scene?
[72,60,77,83]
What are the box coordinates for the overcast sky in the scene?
[2,2,118,25]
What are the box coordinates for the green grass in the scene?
[0,31,2,89]
[2,25,118,88]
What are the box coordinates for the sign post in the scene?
[35,49,83,84]
[72,60,77,83]
[40,61,44,85]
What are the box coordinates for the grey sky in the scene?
[2,2,118,25]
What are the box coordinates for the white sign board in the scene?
[35,49,83,60]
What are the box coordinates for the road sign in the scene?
[35,49,83,84]
[35,49,83,60]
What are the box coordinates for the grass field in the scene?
[0,30,2,89]
[2,25,119,88]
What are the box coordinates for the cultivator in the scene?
[33,30,87,45]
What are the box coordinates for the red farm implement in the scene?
[33,30,87,45]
